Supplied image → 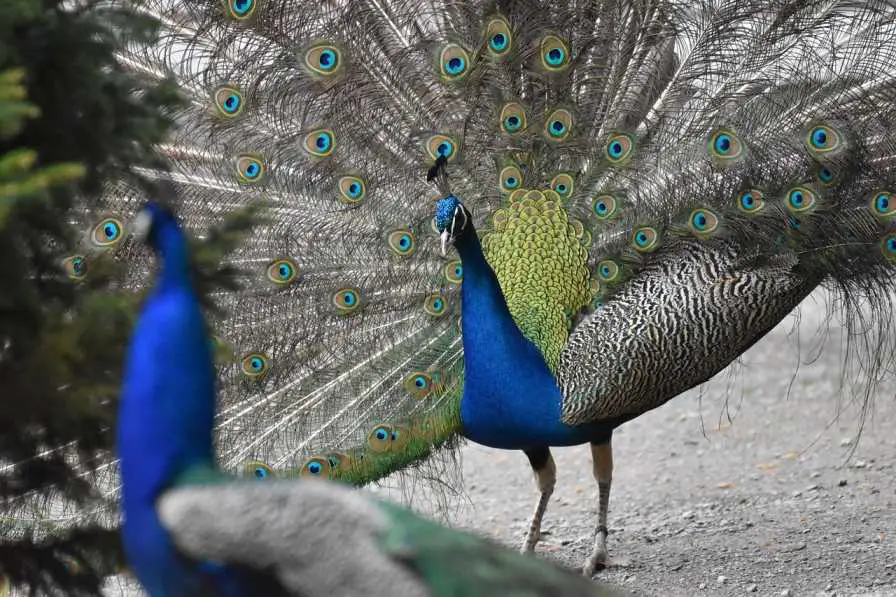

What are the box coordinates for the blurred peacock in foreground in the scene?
[65,0,896,581]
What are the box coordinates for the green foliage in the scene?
[0,2,182,594]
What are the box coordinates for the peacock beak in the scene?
[440,230,450,257]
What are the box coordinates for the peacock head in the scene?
[435,195,472,256]
[132,201,178,251]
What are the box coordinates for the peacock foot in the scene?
[520,529,542,553]
[581,551,631,577]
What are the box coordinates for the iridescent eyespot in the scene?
[444,259,463,284]
[869,191,896,220]
[605,133,634,163]
[631,226,660,252]
[224,0,256,20]
[423,292,448,317]
[804,124,842,155]
[540,34,571,71]
[688,208,720,237]
[338,175,367,204]
[266,259,298,285]
[707,128,743,162]
[785,186,818,214]
[485,16,512,57]
[425,134,458,162]
[551,173,574,198]
[438,44,471,81]
[299,456,332,479]
[816,165,837,187]
[544,108,573,142]
[597,259,620,282]
[63,255,87,280]
[499,102,527,135]
[236,154,265,183]
[881,233,896,261]
[737,189,765,213]
[367,424,396,452]
[213,86,244,118]
[332,287,361,315]
[303,128,335,158]
[92,218,124,247]
[387,229,417,256]
[304,44,343,77]
[403,371,434,399]
[592,194,619,220]
[243,460,274,480]
[499,165,523,193]
[241,353,269,379]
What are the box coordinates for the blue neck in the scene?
[455,229,594,449]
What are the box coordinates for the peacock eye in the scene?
[688,208,720,236]
[387,229,417,256]
[804,124,842,155]
[236,155,265,183]
[540,35,571,71]
[266,259,298,285]
[92,218,124,247]
[213,86,244,117]
[304,44,343,77]
[604,133,634,163]
[63,255,88,280]
[241,353,270,379]
[484,16,512,57]
[332,287,362,315]
[785,186,818,214]
[303,129,335,158]
[423,293,448,317]
[438,44,471,81]
[444,260,463,284]
[543,109,573,142]
[737,189,764,214]
[225,0,256,20]
[707,128,743,162]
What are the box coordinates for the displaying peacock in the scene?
[119,199,626,597]
[72,0,896,581]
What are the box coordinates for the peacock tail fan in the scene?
[62,0,896,517]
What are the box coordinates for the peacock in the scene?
[68,0,896,582]
[118,198,625,597]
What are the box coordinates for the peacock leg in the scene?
[582,439,628,576]
[520,447,556,553]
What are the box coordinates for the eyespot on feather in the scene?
[423,292,448,317]
[688,208,720,237]
[737,188,765,214]
[236,154,265,183]
[304,43,343,78]
[92,218,124,247]
[266,259,298,285]
[484,16,513,57]
[443,259,463,284]
[881,233,896,261]
[213,85,244,118]
[332,287,362,315]
[540,34,571,72]
[499,102,527,135]
[337,175,367,204]
[404,371,435,399]
[804,124,843,156]
[241,353,269,379]
[242,460,275,480]
[63,255,88,281]
[869,191,896,220]
[299,456,332,479]
[784,186,818,214]
[707,128,744,162]
[604,133,634,164]
[631,226,660,252]
[544,109,573,142]
[551,173,574,198]
[387,229,417,257]
[303,128,335,158]
[367,424,395,452]
[597,259,621,283]
[438,43,472,82]
[498,165,523,193]
[592,194,620,220]
[425,134,458,162]
[223,0,256,21]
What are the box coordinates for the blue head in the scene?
[435,195,473,256]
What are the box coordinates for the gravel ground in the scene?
[444,293,896,597]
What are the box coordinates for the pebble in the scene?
[746,583,758,592]
[838,479,848,487]
[698,583,706,590]
[781,590,792,596]
[682,510,696,520]
[717,575,727,584]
